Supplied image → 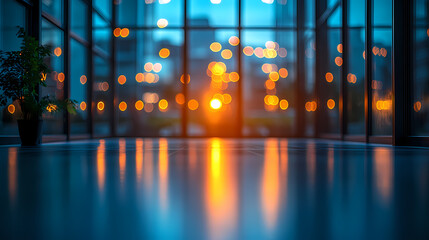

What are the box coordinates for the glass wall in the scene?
[0,0,26,135]
[413,0,429,136]
[1,0,429,146]
[371,0,392,136]
[346,0,365,135]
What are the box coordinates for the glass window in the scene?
[94,0,112,20]
[243,0,295,27]
[242,30,296,137]
[93,13,111,55]
[70,39,89,135]
[371,0,392,136]
[412,0,429,135]
[42,0,63,25]
[71,0,89,40]
[93,56,111,136]
[346,0,365,135]
[304,31,316,136]
[40,19,65,135]
[189,0,237,27]
[117,0,183,27]
[116,29,183,136]
[188,30,239,136]
[0,0,26,135]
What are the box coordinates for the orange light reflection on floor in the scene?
[206,138,237,240]
[159,138,169,213]
[261,139,280,231]
[374,147,393,204]
[144,140,154,192]
[97,140,106,192]
[119,139,126,185]
[8,148,17,203]
[136,139,143,184]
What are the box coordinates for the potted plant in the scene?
[0,28,77,146]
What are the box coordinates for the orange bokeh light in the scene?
[135,100,144,111]
[120,28,129,38]
[136,73,144,83]
[97,101,105,111]
[58,72,65,82]
[118,75,126,85]
[7,104,15,114]
[414,101,422,112]
[210,42,222,52]
[159,48,170,58]
[54,47,62,57]
[80,75,87,85]
[335,57,343,66]
[175,93,185,105]
[243,46,254,56]
[229,72,239,82]
[279,99,289,110]
[113,28,121,37]
[144,62,153,72]
[325,72,333,83]
[158,99,168,111]
[180,74,191,84]
[269,72,279,81]
[188,99,199,110]
[119,101,127,111]
[80,101,87,111]
[221,49,233,59]
[337,44,343,53]
[229,36,240,46]
[210,98,222,110]
[327,99,335,109]
[279,68,288,78]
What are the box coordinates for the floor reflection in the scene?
[1,138,429,240]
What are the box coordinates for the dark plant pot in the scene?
[17,119,43,146]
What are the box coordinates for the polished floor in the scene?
[1,138,429,240]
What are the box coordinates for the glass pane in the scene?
[304,30,316,136]
[93,13,111,55]
[71,0,88,40]
[94,56,111,136]
[42,0,63,25]
[94,0,112,20]
[243,0,295,27]
[371,0,392,135]
[40,19,65,135]
[346,28,365,134]
[348,0,365,27]
[305,0,315,28]
[371,29,392,135]
[188,30,239,136]
[70,40,89,134]
[412,0,429,135]
[319,29,341,134]
[0,0,26,135]
[373,0,392,27]
[242,30,296,137]
[117,0,183,27]
[116,29,183,136]
[189,0,237,27]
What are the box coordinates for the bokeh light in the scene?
[119,101,127,112]
[221,49,233,59]
[7,104,15,114]
[97,101,105,111]
[135,100,144,111]
[325,72,333,83]
[159,48,170,58]
[327,99,336,109]
[188,99,199,110]
[118,75,126,85]
[210,98,222,110]
[157,18,168,28]
[279,99,289,110]
[80,101,87,111]
[210,42,222,52]
[229,36,240,46]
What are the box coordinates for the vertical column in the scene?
[392,0,412,145]
[111,0,117,136]
[296,0,305,137]
[237,0,243,137]
[64,0,71,139]
[341,0,349,139]
[364,0,372,142]
[88,0,94,137]
[29,0,41,41]
[182,0,188,137]
[315,0,328,137]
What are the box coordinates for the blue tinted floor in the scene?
[1,138,429,240]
